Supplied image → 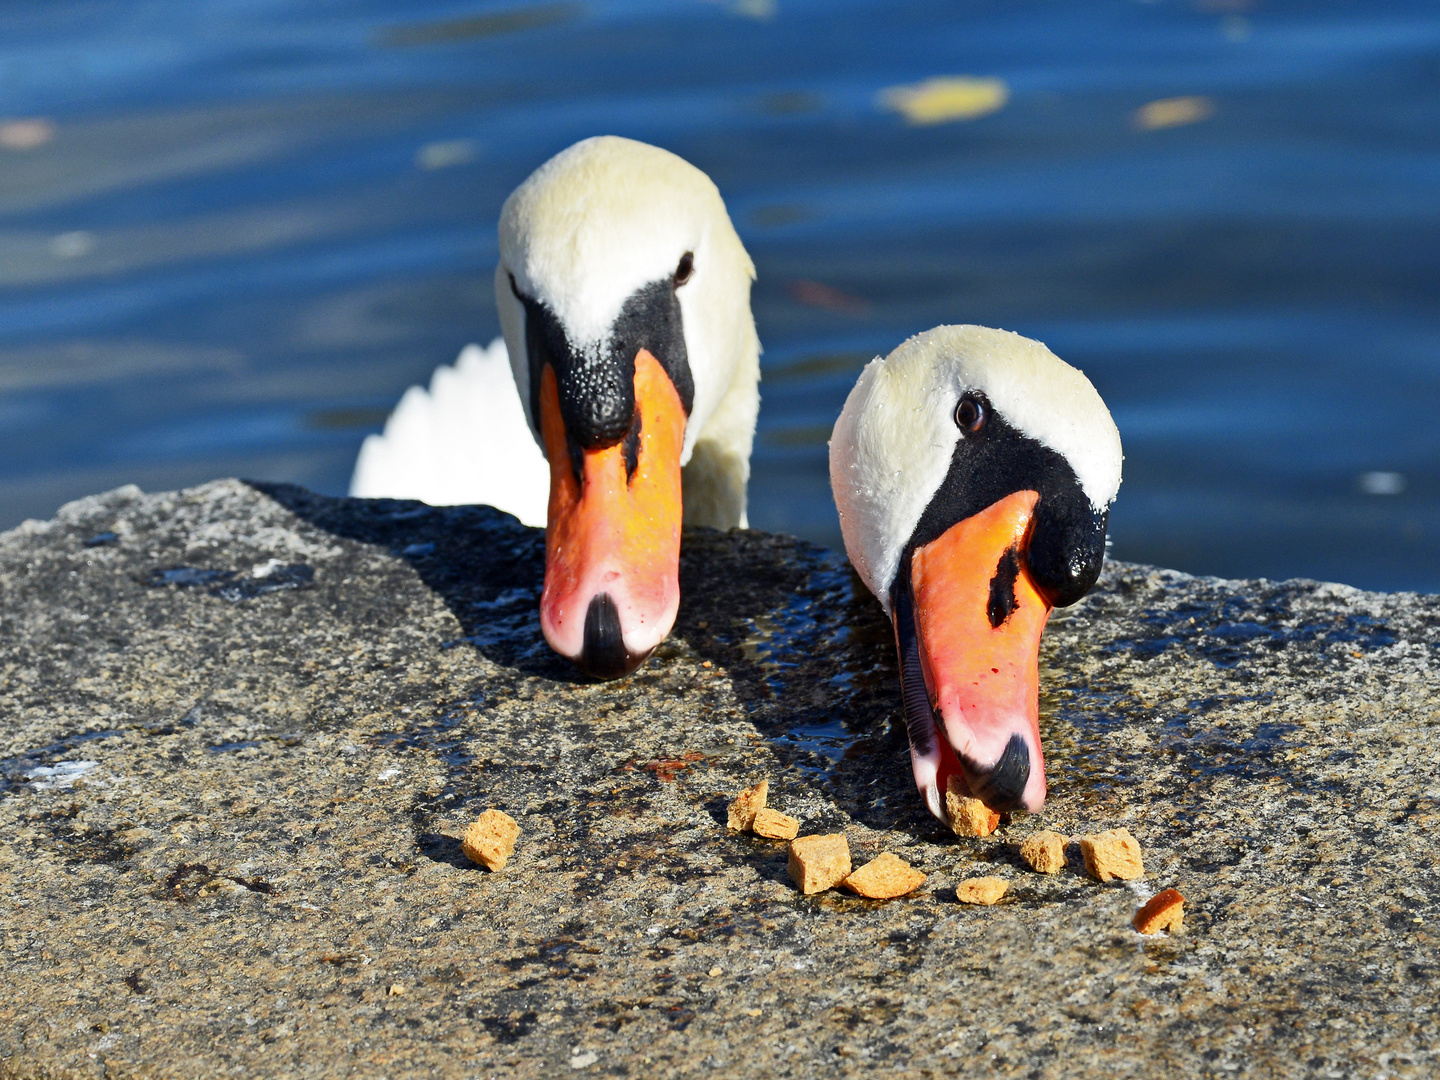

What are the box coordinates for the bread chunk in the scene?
[955,876,1008,905]
[1080,828,1144,882]
[727,779,769,831]
[752,807,801,840]
[461,809,519,871]
[843,852,926,899]
[1133,888,1185,934]
[1019,830,1067,874]
[944,775,1000,837]
[787,834,852,895]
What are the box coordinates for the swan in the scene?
[828,325,1122,821]
[351,135,761,678]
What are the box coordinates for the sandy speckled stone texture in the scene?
[2,479,1439,1078]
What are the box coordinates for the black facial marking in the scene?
[986,547,1020,628]
[513,277,693,455]
[899,404,1109,609]
[1027,498,1110,607]
[961,733,1030,812]
[580,593,631,680]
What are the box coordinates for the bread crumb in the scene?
[842,852,926,899]
[945,776,1000,837]
[955,876,1008,905]
[1019,830,1067,874]
[788,834,852,894]
[1080,828,1144,882]
[727,779,769,831]
[461,809,519,871]
[752,807,800,840]
[1133,888,1185,934]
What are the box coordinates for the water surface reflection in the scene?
[0,0,1436,589]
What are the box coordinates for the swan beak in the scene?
[537,349,686,679]
[904,488,1051,814]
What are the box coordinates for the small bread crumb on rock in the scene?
[843,852,926,899]
[1080,828,1144,882]
[752,807,801,840]
[945,775,1001,837]
[788,834,852,895]
[1133,888,1185,934]
[1019,830,1067,874]
[461,809,519,871]
[955,876,1008,905]
[727,779,768,831]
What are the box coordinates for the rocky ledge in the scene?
[2,479,1438,1079]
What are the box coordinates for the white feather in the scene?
[349,338,549,527]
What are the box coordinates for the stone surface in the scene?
[1,479,1439,1077]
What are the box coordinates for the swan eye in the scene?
[955,393,986,433]
[508,272,523,300]
[674,252,694,287]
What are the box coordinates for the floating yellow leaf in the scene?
[1134,96,1215,131]
[0,118,54,150]
[878,77,1009,126]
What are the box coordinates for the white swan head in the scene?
[495,135,758,678]
[829,325,1122,819]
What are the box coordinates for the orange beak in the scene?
[899,489,1051,814]
[537,348,686,678]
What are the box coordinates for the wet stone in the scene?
[2,479,1440,1077]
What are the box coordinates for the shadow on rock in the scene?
[252,481,578,682]
[416,832,475,872]
[253,482,925,834]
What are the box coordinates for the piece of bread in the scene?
[955,876,1008,905]
[461,809,519,871]
[787,834,852,894]
[752,807,800,840]
[1133,888,1185,934]
[842,852,926,899]
[727,779,768,831]
[945,775,1001,837]
[1019,830,1067,874]
[1079,828,1144,882]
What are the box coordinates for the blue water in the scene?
[1,0,1438,590]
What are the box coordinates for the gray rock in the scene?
[1,478,1437,1078]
